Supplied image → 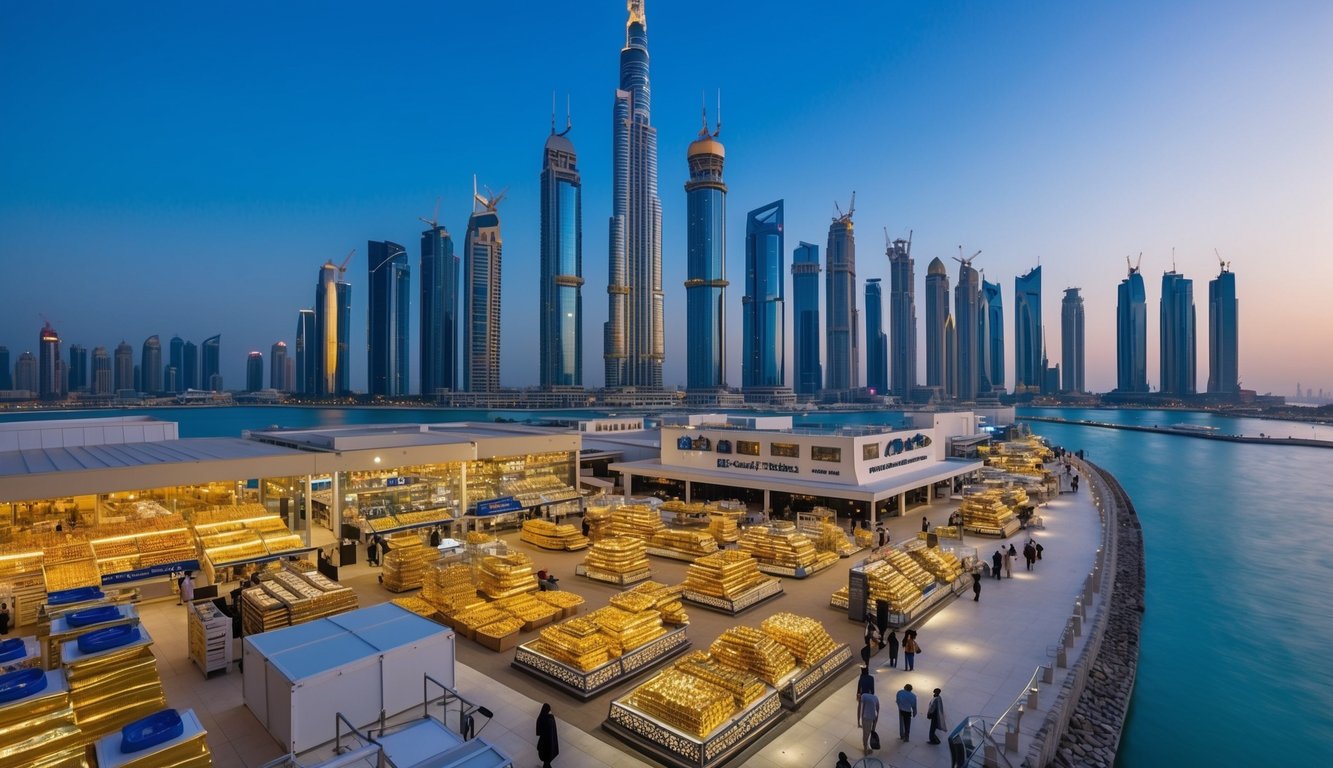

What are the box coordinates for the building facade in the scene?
[270,342,289,392]
[1061,287,1085,393]
[38,322,61,400]
[1013,266,1042,394]
[954,256,982,401]
[824,205,858,392]
[114,341,134,393]
[68,344,88,393]
[865,279,887,393]
[1116,263,1148,393]
[168,336,184,393]
[368,240,410,397]
[315,262,340,396]
[295,309,316,395]
[605,0,664,390]
[0,347,9,390]
[1160,270,1196,396]
[924,257,950,393]
[743,200,785,390]
[540,117,583,389]
[201,334,221,391]
[980,278,1004,394]
[420,223,458,397]
[684,118,727,392]
[1207,264,1238,394]
[465,190,504,393]
[141,335,163,395]
[792,242,822,397]
[246,351,264,392]
[91,347,111,395]
[14,352,37,394]
[888,237,916,400]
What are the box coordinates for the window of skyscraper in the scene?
[770,443,799,458]
[862,443,880,460]
[736,440,760,456]
[812,446,842,463]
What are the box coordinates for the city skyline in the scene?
[2,2,1330,395]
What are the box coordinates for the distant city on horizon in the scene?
[1,1,1321,408]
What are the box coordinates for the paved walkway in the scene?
[124,484,1102,768]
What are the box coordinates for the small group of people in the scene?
[875,523,890,548]
[989,538,1045,578]
[855,680,947,756]
[862,621,922,672]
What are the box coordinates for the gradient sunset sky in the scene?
[2,1,1329,396]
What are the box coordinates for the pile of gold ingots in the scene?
[854,527,876,549]
[475,616,524,642]
[519,519,591,551]
[628,667,735,738]
[382,534,436,593]
[707,511,740,544]
[44,559,101,592]
[390,596,438,619]
[530,616,613,670]
[585,605,666,656]
[738,522,838,571]
[759,612,837,664]
[683,550,769,598]
[607,504,666,541]
[813,522,856,556]
[492,593,560,628]
[708,625,796,686]
[885,549,935,589]
[864,560,924,612]
[582,537,650,578]
[611,581,688,625]
[672,651,766,707]
[581,503,614,541]
[910,546,963,583]
[533,589,584,619]
[67,644,167,741]
[475,553,539,599]
[452,604,511,636]
[649,528,719,556]
[0,671,86,767]
[959,490,1016,531]
[1001,486,1030,509]
[423,563,483,615]
[241,586,287,634]
[464,531,496,545]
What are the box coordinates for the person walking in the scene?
[991,549,1003,580]
[536,703,559,768]
[895,683,918,742]
[835,751,853,768]
[864,617,880,650]
[0,602,10,635]
[1002,547,1013,578]
[860,640,873,668]
[858,688,880,754]
[921,516,929,533]
[971,571,982,601]
[885,630,900,668]
[1035,540,1045,561]
[876,523,887,548]
[875,605,889,650]
[927,688,948,744]
[857,666,875,700]
[179,572,194,605]
[1023,540,1037,571]
[902,631,920,671]
[367,534,380,567]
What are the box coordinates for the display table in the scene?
[242,603,455,753]
[682,579,783,616]
[513,624,691,699]
[44,603,140,670]
[575,563,653,586]
[604,686,784,768]
[61,626,168,741]
[777,643,853,709]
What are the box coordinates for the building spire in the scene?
[628,0,645,27]
[714,90,722,137]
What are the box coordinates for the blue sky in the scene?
[2,1,1330,395]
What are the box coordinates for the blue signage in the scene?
[716,440,732,454]
[473,496,523,516]
[101,559,201,586]
[677,435,713,451]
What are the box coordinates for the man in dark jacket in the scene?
[991,549,1003,580]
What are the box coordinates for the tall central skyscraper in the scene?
[980,277,1004,394]
[605,0,664,389]
[1014,265,1042,393]
[270,341,289,392]
[825,201,858,392]
[684,113,727,391]
[924,257,951,393]
[1160,269,1196,396]
[887,237,916,400]
[168,336,184,393]
[420,220,458,397]
[68,344,88,393]
[201,334,221,391]
[315,261,341,396]
[182,341,198,391]
[91,346,111,395]
[114,341,134,393]
[540,112,583,389]
[792,242,822,396]
[1207,262,1238,394]
[1061,287,1085,393]
[865,279,887,393]
[38,322,61,401]
[465,188,504,392]
[368,240,410,397]
[953,254,982,401]
[142,335,162,394]
[295,309,316,395]
[1116,260,1148,393]
[743,201,784,390]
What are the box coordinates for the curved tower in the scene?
[744,200,785,390]
[605,0,664,389]
[684,112,727,391]
[1014,266,1042,393]
[541,110,583,389]
[924,257,950,391]
[1117,260,1148,393]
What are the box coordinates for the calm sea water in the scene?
[3,404,1330,761]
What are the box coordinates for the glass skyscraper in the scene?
[38,322,61,400]
[1061,287,1085,393]
[114,341,134,393]
[368,240,410,397]
[1160,270,1196,396]
[91,347,111,395]
[246,351,264,392]
[980,278,1004,393]
[743,200,784,390]
[271,341,288,392]
[182,341,198,391]
[954,256,982,401]
[201,334,221,391]
[142,335,163,394]
[68,344,88,393]
[792,242,822,396]
[888,237,916,400]
[925,257,950,392]
[465,190,504,393]
[865,279,887,393]
[168,336,184,393]
[824,206,858,392]
[684,119,727,391]
[421,223,458,397]
[295,309,316,395]
[336,280,351,395]
[1207,264,1238,394]
[0,347,9,390]
[1116,263,1148,393]
[315,261,340,396]
[540,116,583,389]
[605,0,664,390]
[1014,266,1042,394]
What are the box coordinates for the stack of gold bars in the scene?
[585,606,665,656]
[671,651,766,707]
[581,504,613,541]
[864,560,924,612]
[706,511,740,544]
[451,605,511,638]
[738,523,839,572]
[959,490,1017,532]
[533,590,584,619]
[885,549,935,589]
[708,626,796,686]
[382,533,434,592]
[519,519,591,551]
[607,504,666,541]
[422,563,483,616]
[474,616,524,647]
[530,617,611,670]
[649,528,718,557]
[853,527,875,549]
[475,553,539,599]
[492,593,560,630]
[581,537,650,580]
[613,581,688,625]
[813,522,856,557]
[390,596,439,619]
[43,559,101,593]
[627,667,735,738]
[759,613,837,664]
[683,550,769,598]
[241,586,287,634]
[64,634,168,742]
[0,669,87,767]
[910,546,963,583]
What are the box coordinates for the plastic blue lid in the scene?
[48,586,105,606]
[77,624,139,655]
[66,605,121,628]
[120,708,183,754]
[0,638,26,663]
[0,668,46,703]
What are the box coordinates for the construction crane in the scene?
[953,246,981,266]
[337,249,354,280]
[419,197,443,230]
[832,191,856,222]
[1215,248,1230,273]
[472,175,507,212]
[1126,253,1143,274]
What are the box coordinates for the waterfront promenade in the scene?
[128,476,1107,768]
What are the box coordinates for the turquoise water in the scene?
[4,404,1331,761]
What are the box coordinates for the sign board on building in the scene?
[473,496,523,516]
